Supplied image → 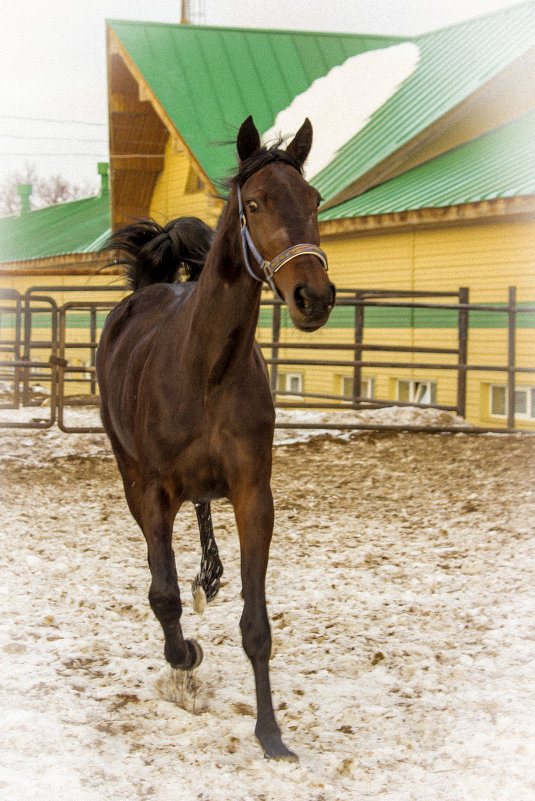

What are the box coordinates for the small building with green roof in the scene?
[0,163,112,283]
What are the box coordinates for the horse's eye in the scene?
[315,194,323,208]
[246,200,259,213]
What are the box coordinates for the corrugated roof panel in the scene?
[319,110,535,220]
[0,192,111,262]
[108,20,403,184]
[313,0,535,202]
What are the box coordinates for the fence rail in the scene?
[1,284,534,434]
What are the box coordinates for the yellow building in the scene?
[103,7,535,429]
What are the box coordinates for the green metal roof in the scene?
[110,3,535,203]
[314,1,535,203]
[319,110,535,220]
[0,189,111,263]
[108,20,403,185]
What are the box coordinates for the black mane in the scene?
[100,217,214,290]
[228,142,304,189]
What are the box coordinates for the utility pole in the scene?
[181,0,205,25]
[180,0,191,24]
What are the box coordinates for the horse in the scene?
[96,115,336,761]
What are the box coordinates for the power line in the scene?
[0,133,108,143]
[0,152,190,159]
[0,152,109,158]
[0,114,106,126]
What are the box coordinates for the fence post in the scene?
[270,299,281,399]
[13,293,22,409]
[457,287,469,419]
[353,291,364,407]
[507,286,516,430]
[90,307,97,395]
[22,294,32,405]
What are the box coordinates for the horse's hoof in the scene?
[187,638,203,669]
[191,574,221,604]
[258,732,298,762]
[165,638,203,670]
[263,746,299,763]
[192,584,207,615]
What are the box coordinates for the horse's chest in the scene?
[172,438,229,502]
[165,414,271,503]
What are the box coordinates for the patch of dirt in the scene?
[0,428,534,801]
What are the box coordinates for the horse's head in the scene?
[236,116,336,332]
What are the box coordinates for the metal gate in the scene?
[1,285,534,433]
[0,286,123,432]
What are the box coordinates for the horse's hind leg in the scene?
[191,502,223,603]
[141,481,202,671]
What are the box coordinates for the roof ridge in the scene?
[413,0,535,40]
[107,18,406,42]
[319,108,535,221]
[371,108,535,189]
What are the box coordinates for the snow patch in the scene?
[262,42,420,180]
[0,404,470,464]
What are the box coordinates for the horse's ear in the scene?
[286,118,313,166]
[237,116,261,162]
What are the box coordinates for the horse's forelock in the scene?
[229,144,304,190]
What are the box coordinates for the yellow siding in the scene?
[269,216,535,428]
[322,218,535,302]
[323,231,415,290]
[3,205,534,426]
[149,136,223,228]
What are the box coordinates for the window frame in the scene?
[277,371,304,396]
[341,375,375,402]
[396,379,437,406]
[489,384,535,420]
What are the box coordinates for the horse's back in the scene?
[96,282,195,446]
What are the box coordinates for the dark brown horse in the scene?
[96,116,335,761]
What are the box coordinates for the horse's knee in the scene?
[240,610,271,662]
[149,584,182,627]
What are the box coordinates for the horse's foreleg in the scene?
[191,501,224,603]
[234,485,297,762]
[142,481,202,671]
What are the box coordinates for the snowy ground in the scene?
[1,408,534,801]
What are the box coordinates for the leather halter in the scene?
[237,184,328,298]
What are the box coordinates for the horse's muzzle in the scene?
[293,281,336,331]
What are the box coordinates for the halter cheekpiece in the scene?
[237,184,328,297]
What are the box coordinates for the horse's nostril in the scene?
[294,283,336,316]
[294,284,309,313]
[328,283,336,309]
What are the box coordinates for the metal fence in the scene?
[1,284,534,433]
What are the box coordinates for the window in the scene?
[277,372,303,396]
[490,385,535,419]
[397,379,436,405]
[341,375,374,401]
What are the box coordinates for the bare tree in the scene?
[0,165,98,216]
[0,163,39,216]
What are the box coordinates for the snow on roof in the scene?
[261,43,420,181]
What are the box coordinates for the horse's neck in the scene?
[187,196,262,371]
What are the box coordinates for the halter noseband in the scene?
[237,184,328,297]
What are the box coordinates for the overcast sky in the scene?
[0,0,526,191]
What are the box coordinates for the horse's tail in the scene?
[101,217,215,290]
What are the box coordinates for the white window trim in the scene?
[490,384,535,420]
[397,379,437,405]
[341,375,375,401]
[277,371,303,396]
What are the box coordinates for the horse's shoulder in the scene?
[104,283,194,336]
